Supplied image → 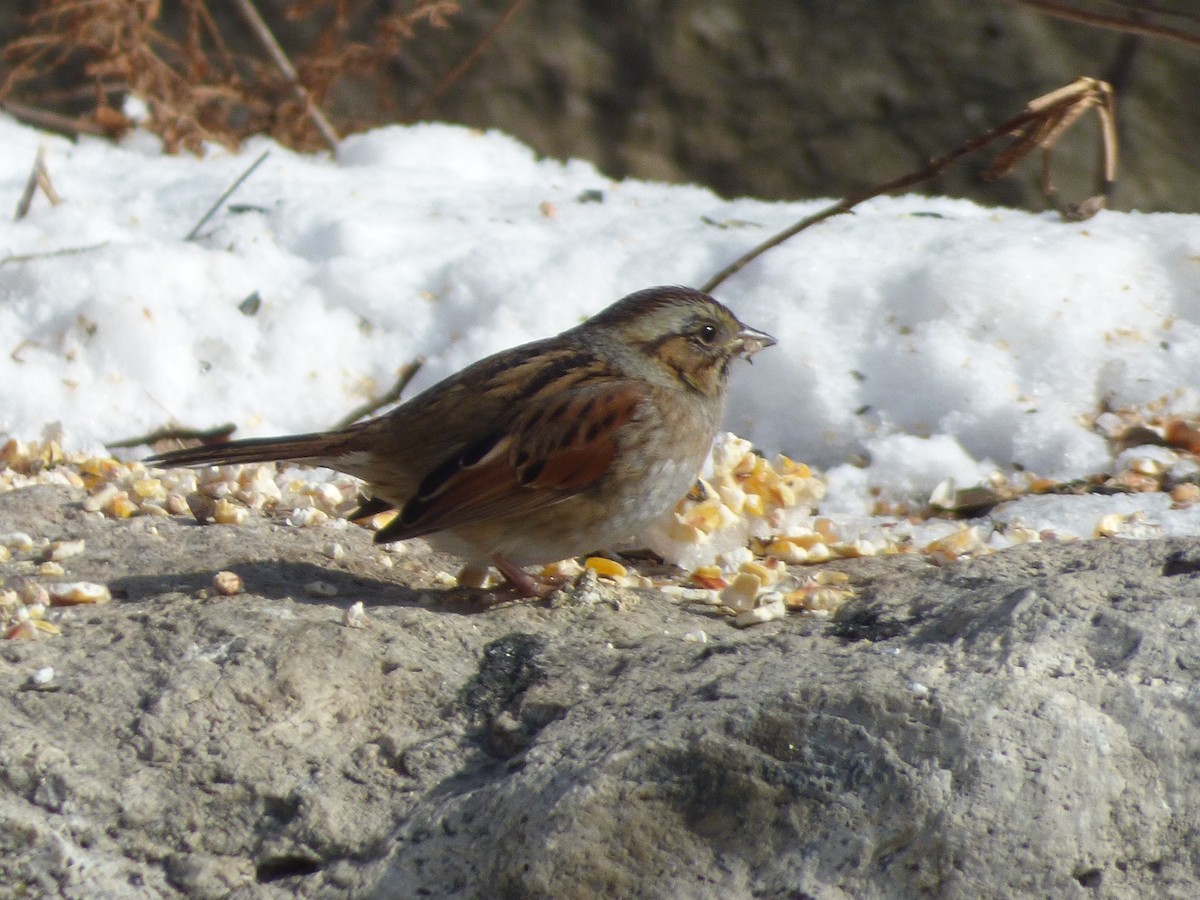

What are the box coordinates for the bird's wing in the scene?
[373,380,645,543]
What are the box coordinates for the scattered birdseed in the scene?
[1,532,35,553]
[734,593,786,627]
[5,413,1200,637]
[584,557,627,579]
[541,559,584,581]
[925,527,986,566]
[47,581,112,605]
[213,499,247,525]
[44,539,85,561]
[212,570,244,596]
[719,572,764,613]
[287,507,328,528]
[27,666,56,690]
[343,601,369,628]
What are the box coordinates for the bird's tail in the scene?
[144,428,359,469]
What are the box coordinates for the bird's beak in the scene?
[734,324,776,362]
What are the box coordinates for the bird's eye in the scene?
[696,324,718,344]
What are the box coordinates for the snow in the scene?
[3,113,1200,544]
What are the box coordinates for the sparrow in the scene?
[145,286,775,596]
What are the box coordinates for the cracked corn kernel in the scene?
[833,539,876,559]
[46,539,85,561]
[807,587,855,613]
[719,572,763,613]
[737,560,780,585]
[715,483,746,516]
[110,494,139,519]
[1171,483,1200,506]
[132,478,167,500]
[82,484,120,513]
[287,507,328,527]
[212,571,244,596]
[925,527,984,565]
[774,532,826,550]
[584,557,627,579]
[734,593,786,627]
[1,532,34,552]
[804,543,833,564]
[343,601,369,628]
[6,621,35,640]
[813,570,849,585]
[741,492,766,517]
[77,457,120,489]
[47,581,111,605]
[666,516,705,544]
[213,499,246,525]
[19,582,50,606]
[768,541,808,564]
[690,565,727,590]
[539,559,584,582]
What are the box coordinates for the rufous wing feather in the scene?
[348,494,395,523]
[375,381,645,543]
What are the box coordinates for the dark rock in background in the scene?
[378,0,1200,211]
[2,0,1197,211]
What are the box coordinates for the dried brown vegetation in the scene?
[0,0,459,152]
[1013,0,1200,50]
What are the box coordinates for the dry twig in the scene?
[231,0,340,151]
[0,242,109,268]
[185,149,271,241]
[0,100,107,140]
[334,357,426,428]
[111,422,237,451]
[1014,0,1200,48]
[702,78,1118,293]
[982,77,1116,221]
[407,0,527,121]
[14,145,62,221]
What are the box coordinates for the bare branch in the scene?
[1014,0,1200,48]
[14,145,62,221]
[185,149,270,241]
[333,357,426,428]
[231,0,341,151]
[702,78,1117,293]
[407,0,527,121]
[0,100,107,140]
[109,422,238,451]
[0,242,109,268]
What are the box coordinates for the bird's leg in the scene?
[491,553,561,599]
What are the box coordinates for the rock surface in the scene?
[3,483,1200,898]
